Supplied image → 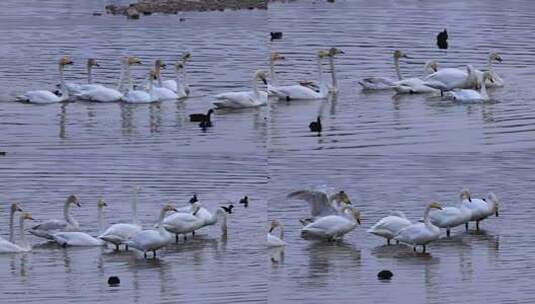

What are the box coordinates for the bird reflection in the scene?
[149,103,162,134]
[58,103,68,139]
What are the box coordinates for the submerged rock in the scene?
[106,0,267,15]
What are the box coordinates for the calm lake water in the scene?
[1,0,535,303]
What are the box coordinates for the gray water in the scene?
[1,0,535,303]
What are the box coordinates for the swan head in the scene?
[67,194,81,207]
[87,58,100,68]
[21,212,34,221]
[127,57,142,66]
[163,204,178,213]
[393,50,410,60]
[98,198,107,209]
[328,47,344,57]
[59,56,74,66]
[149,69,158,80]
[487,193,500,217]
[341,206,361,224]
[155,59,166,69]
[269,219,282,232]
[489,52,503,63]
[333,190,352,205]
[175,62,184,70]
[428,201,443,210]
[271,52,285,62]
[182,52,192,63]
[255,70,269,85]
[424,60,439,73]
[460,188,472,202]
[11,202,24,213]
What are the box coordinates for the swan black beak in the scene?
[76,202,81,207]
[269,227,274,233]
[262,79,268,85]
[357,218,361,225]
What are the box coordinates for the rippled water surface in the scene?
[2,0,535,303]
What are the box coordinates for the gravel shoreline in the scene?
[106,0,267,16]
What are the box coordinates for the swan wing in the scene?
[99,223,142,243]
[269,85,320,100]
[162,80,177,92]
[267,233,287,247]
[367,215,411,238]
[77,87,122,102]
[302,215,353,237]
[424,68,468,90]
[53,232,104,246]
[32,219,68,231]
[287,189,337,218]
[17,90,62,104]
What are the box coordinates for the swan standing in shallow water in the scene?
[126,204,177,259]
[429,191,472,237]
[367,211,411,245]
[162,52,191,98]
[74,58,123,102]
[52,199,107,247]
[462,189,500,231]
[99,186,143,250]
[162,203,205,241]
[0,212,34,253]
[267,219,286,247]
[394,202,443,253]
[301,206,361,241]
[16,56,74,104]
[151,59,179,100]
[213,70,268,108]
[287,189,352,225]
[30,194,81,240]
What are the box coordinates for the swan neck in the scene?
[487,57,493,72]
[394,57,402,80]
[182,64,188,85]
[87,65,93,84]
[9,208,15,243]
[279,225,284,240]
[252,74,259,96]
[117,61,127,92]
[270,59,278,86]
[132,188,139,225]
[423,206,433,225]
[19,215,26,244]
[98,207,104,234]
[329,56,338,92]
[318,57,327,96]
[59,65,69,99]
[64,201,78,228]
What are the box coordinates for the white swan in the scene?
[394,202,443,253]
[301,206,361,241]
[462,189,500,231]
[359,50,413,90]
[162,52,191,98]
[287,189,352,225]
[151,59,179,100]
[325,47,344,93]
[0,212,34,253]
[73,58,123,102]
[123,68,158,104]
[197,207,228,237]
[392,60,440,94]
[485,52,504,87]
[99,186,143,250]
[51,199,107,247]
[126,204,177,259]
[267,219,286,247]
[213,70,268,108]
[429,192,472,237]
[16,56,73,104]
[268,50,331,100]
[367,211,411,245]
[3,203,24,243]
[162,203,205,241]
[29,194,80,240]
[446,67,490,102]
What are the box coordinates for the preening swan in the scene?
[30,194,81,240]
[16,56,73,104]
[162,52,191,98]
[99,186,143,250]
[162,203,205,241]
[52,199,107,247]
[213,70,268,108]
[151,59,179,100]
[126,204,177,259]
[197,207,229,236]
[462,189,500,231]
[74,58,123,102]
[367,211,411,245]
[287,189,352,225]
[446,67,490,102]
[267,219,286,247]
[429,191,472,237]
[394,202,443,253]
[0,212,34,253]
[301,206,361,241]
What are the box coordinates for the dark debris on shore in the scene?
[106,0,267,17]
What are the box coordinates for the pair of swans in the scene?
[0,203,33,253]
[359,50,437,91]
[287,188,361,241]
[162,202,229,241]
[213,70,268,108]
[267,219,286,247]
[73,58,124,103]
[16,56,74,104]
[268,48,343,100]
[461,189,500,231]
[161,52,191,98]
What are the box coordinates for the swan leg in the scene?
[387,239,391,246]
[476,221,480,231]
[144,252,147,259]
[446,229,450,238]
[440,90,444,97]
[413,246,416,252]
[422,245,426,253]
[175,234,179,243]
[396,240,399,245]
[285,96,291,102]
[192,231,195,238]
[153,250,156,258]
[465,222,469,231]
[184,234,187,241]
[125,244,129,251]
[115,244,119,251]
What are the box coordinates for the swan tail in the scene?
[358,78,395,90]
